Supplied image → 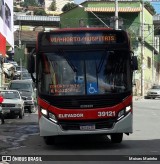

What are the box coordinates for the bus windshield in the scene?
[38,50,131,96]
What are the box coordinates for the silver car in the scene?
[0,90,25,119]
[146,85,160,99]
[8,80,37,113]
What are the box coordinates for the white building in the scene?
[0,0,14,87]
[45,0,74,12]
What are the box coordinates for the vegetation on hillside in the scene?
[62,3,78,12]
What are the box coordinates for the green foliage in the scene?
[139,0,156,14]
[14,7,22,12]
[126,29,137,51]
[62,3,78,12]
[49,1,56,11]
[144,2,156,15]
[20,2,25,7]
[23,0,39,7]
[34,9,47,16]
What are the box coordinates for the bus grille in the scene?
[40,92,130,109]
[52,97,123,109]
[58,118,116,131]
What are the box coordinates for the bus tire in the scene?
[110,133,123,143]
[0,118,4,124]
[0,113,5,124]
[44,136,56,145]
[19,111,23,119]
[28,107,32,113]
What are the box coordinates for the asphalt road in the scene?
[0,98,160,164]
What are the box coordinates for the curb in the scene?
[133,96,143,101]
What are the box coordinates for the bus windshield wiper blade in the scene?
[97,51,109,73]
[65,57,77,72]
[58,49,77,72]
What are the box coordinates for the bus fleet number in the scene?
[98,111,116,117]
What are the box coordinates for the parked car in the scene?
[0,90,25,119]
[0,94,4,124]
[8,80,37,113]
[14,66,28,80]
[145,85,160,99]
[8,61,18,67]
[21,72,32,80]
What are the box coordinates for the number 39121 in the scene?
[98,111,116,117]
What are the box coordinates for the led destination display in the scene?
[40,31,126,46]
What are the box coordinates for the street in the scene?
[0,98,160,163]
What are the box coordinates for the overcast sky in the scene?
[74,0,84,4]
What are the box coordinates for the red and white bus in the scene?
[28,28,138,145]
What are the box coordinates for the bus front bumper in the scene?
[39,113,132,137]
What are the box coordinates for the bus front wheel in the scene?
[44,136,56,145]
[110,133,123,143]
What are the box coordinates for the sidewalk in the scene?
[133,96,144,101]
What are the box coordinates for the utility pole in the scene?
[18,21,21,48]
[152,24,155,85]
[141,0,144,97]
[115,0,118,30]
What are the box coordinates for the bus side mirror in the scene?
[27,49,35,73]
[132,56,138,71]
[27,49,36,83]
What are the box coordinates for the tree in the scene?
[62,3,77,12]
[144,2,156,15]
[34,9,46,16]
[14,7,22,12]
[49,1,56,11]
[23,0,39,7]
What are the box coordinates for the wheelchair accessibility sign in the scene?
[87,82,98,94]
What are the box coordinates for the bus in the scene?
[28,28,138,145]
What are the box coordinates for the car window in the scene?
[0,91,20,99]
[151,86,160,89]
[9,82,32,91]
[16,67,27,71]
[22,73,31,80]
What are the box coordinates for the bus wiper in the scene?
[97,51,109,73]
[58,49,77,72]
[65,57,77,72]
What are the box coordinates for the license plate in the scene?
[3,109,10,113]
[80,124,95,131]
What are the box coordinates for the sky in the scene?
[74,0,84,4]
[151,2,160,14]
[74,0,160,14]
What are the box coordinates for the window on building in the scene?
[157,63,160,73]
[147,57,151,68]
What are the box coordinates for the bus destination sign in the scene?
[50,34,116,45]
[41,32,120,46]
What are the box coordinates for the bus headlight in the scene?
[49,113,58,123]
[41,108,58,123]
[41,108,48,116]
[117,105,132,121]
